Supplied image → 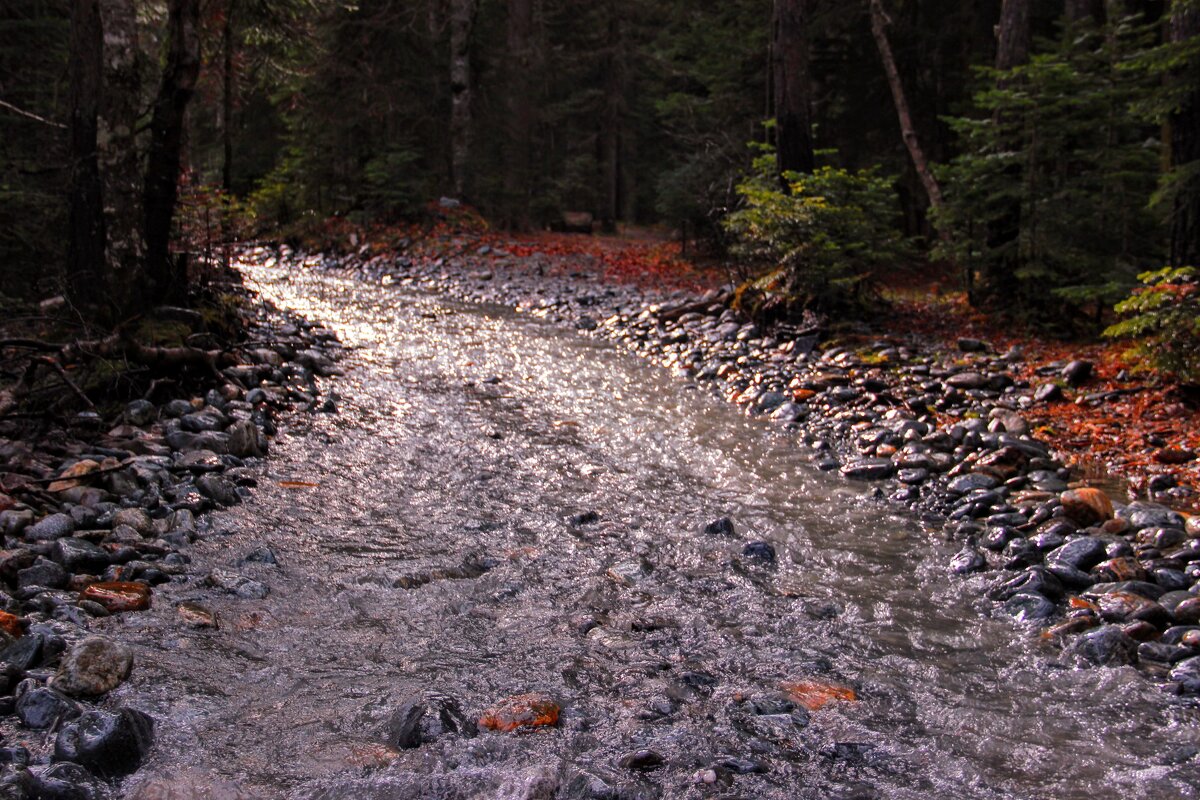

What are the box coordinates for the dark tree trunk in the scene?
[996,0,1031,72]
[66,0,104,312]
[772,0,815,176]
[601,0,624,229]
[981,0,1031,307]
[503,0,536,229]
[222,0,237,193]
[1065,0,1104,24]
[144,0,201,304]
[1169,4,1200,266]
[97,0,144,321]
[449,0,479,198]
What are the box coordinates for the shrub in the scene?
[721,148,910,316]
[1104,266,1200,384]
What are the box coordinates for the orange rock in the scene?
[1041,616,1098,640]
[479,693,560,732]
[781,679,858,711]
[47,460,101,493]
[79,581,151,613]
[177,603,218,629]
[1059,488,1113,525]
[0,611,24,638]
[792,388,817,402]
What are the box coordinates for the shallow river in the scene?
[109,263,1199,799]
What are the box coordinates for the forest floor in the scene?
[295,212,1200,512]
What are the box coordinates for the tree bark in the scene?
[503,0,536,229]
[1168,4,1200,266]
[144,0,201,304]
[772,0,815,175]
[449,0,479,199]
[222,0,237,193]
[868,0,944,214]
[96,0,145,321]
[66,0,104,312]
[601,0,624,229]
[996,0,1031,72]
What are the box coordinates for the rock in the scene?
[52,637,133,696]
[0,509,34,536]
[207,569,268,599]
[1062,360,1093,387]
[1121,502,1186,531]
[1045,537,1108,571]
[988,409,1029,436]
[24,514,74,543]
[780,679,857,711]
[17,558,68,590]
[240,546,279,566]
[742,541,776,564]
[31,762,110,800]
[196,474,240,507]
[479,693,560,733]
[1170,656,1200,694]
[176,603,218,629]
[950,542,986,574]
[618,750,664,771]
[51,538,111,574]
[79,582,151,613]
[701,517,735,537]
[957,338,987,353]
[1034,383,1063,403]
[839,459,895,480]
[1174,597,1200,625]
[947,473,999,494]
[124,400,157,426]
[946,372,988,390]
[1002,593,1057,622]
[54,708,154,778]
[1087,591,1172,626]
[1091,557,1147,584]
[47,460,102,493]
[1059,489,1113,526]
[1067,625,1137,666]
[0,634,44,675]
[16,686,80,729]
[227,419,265,459]
[385,694,473,748]
[112,508,153,536]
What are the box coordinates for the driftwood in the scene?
[653,291,733,323]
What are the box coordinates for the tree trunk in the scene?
[868,0,944,214]
[96,0,144,321]
[1169,4,1200,267]
[772,0,815,175]
[222,0,237,193]
[503,0,536,229]
[601,0,624,229]
[449,0,479,199]
[66,0,104,313]
[996,0,1031,72]
[144,0,201,305]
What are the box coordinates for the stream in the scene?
[109,262,1200,800]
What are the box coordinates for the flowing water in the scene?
[109,263,1200,799]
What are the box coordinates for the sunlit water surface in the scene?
[106,264,1200,800]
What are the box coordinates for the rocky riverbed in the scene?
[0,296,342,797]
[269,242,1200,694]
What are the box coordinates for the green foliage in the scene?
[1105,266,1200,383]
[722,148,911,314]
[934,12,1163,321]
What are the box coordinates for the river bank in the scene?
[0,290,342,797]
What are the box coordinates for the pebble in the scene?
[52,637,134,696]
[54,707,155,778]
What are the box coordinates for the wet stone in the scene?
[950,542,986,574]
[50,538,111,575]
[479,693,560,733]
[0,634,43,676]
[1046,537,1108,571]
[207,569,269,599]
[1067,625,1138,667]
[24,514,74,543]
[1168,656,1200,694]
[54,708,155,778]
[32,762,109,800]
[17,559,67,591]
[1062,360,1093,386]
[386,693,473,748]
[52,637,133,697]
[742,541,776,564]
[1002,592,1057,622]
[16,686,80,729]
[1122,502,1186,532]
[79,582,151,613]
[948,473,999,494]
[701,517,735,537]
[839,459,895,480]
[618,750,664,771]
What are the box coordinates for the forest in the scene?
[0,0,1197,351]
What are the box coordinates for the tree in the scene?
[772,0,816,176]
[1167,2,1200,266]
[449,0,480,198]
[501,0,539,229]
